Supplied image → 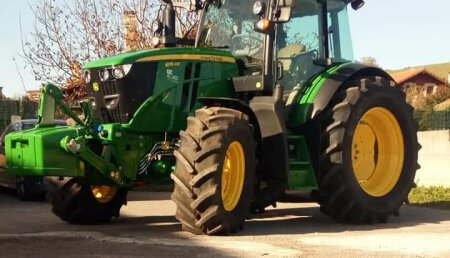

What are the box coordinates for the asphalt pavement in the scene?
[0,188,449,257]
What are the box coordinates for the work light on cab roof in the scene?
[253,1,266,16]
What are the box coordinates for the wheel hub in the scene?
[351,107,404,197]
[221,141,245,212]
[91,185,118,203]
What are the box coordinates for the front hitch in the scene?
[6,84,123,185]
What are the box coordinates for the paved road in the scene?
[1,188,449,257]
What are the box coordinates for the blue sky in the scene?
[0,0,449,98]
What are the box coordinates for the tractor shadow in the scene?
[126,190,174,201]
[3,189,447,238]
[0,186,15,196]
[240,202,450,236]
[114,191,450,236]
[120,191,450,237]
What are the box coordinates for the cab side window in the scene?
[276,2,325,90]
[328,0,354,62]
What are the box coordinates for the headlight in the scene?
[84,70,91,84]
[253,1,266,16]
[113,67,124,79]
[99,69,110,82]
[112,64,133,79]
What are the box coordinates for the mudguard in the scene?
[198,88,289,184]
[287,63,394,127]
[198,86,289,206]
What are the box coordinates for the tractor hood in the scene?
[83,47,237,125]
[83,47,235,69]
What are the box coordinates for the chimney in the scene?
[0,87,3,99]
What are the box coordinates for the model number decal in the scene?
[165,62,181,68]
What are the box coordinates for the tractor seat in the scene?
[278,44,305,72]
[278,45,305,111]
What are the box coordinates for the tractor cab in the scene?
[194,0,357,92]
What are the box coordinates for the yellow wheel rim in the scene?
[90,185,118,203]
[221,141,245,212]
[352,107,404,197]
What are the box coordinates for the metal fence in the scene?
[414,111,450,131]
[0,99,39,133]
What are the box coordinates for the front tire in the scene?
[172,107,256,235]
[45,177,127,224]
[16,176,45,201]
[318,77,419,223]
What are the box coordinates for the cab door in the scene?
[276,0,325,92]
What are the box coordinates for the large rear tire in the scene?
[45,177,127,224]
[172,107,256,235]
[318,77,419,223]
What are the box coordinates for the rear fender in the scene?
[287,63,394,127]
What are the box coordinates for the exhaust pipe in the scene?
[160,0,176,47]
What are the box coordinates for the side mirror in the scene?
[272,0,295,23]
[278,0,295,8]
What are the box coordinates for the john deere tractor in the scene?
[6,0,418,234]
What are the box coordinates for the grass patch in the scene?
[408,186,450,210]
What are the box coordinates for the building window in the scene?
[424,83,437,95]
[403,82,415,92]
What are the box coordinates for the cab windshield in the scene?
[197,0,265,64]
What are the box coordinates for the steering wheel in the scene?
[230,34,264,57]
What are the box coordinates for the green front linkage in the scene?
[6,84,161,188]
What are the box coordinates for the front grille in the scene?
[87,62,158,124]
[98,80,123,123]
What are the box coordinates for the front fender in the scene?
[198,92,289,187]
[196,97,262,142]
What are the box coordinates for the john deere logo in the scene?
[93,82,100,92]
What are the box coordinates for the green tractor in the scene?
[6,0,419,234]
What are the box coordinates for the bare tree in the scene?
[22,0,198,100]
[359,56,379,67]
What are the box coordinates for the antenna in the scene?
[13,56,27,93]
[16,13,28,94]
